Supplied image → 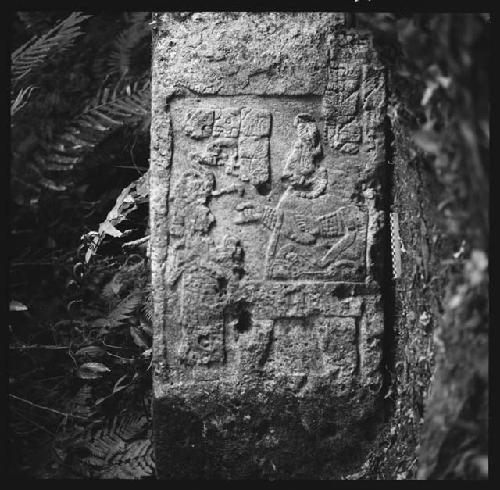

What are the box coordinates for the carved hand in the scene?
[290,215,318,243]
[234,202,263,224]
[289,231,317,244]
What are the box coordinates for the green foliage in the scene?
[356,13,489,481]
[107,292,143,327]
[107,12,151,79]
[11,12,90,86]
[358,13,489,250]
[58,414,154,479]
[11,85,37,119]
[35,79,150,178]
[11,12,151,203]
[10,12,153,479]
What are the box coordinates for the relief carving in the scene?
[190,137,238,168]
[238,135,269,185]
[169,235,244,367]
[281,114,326,198]
[169,168,215,240]
[153,16,387,478]
[184,108,214,139]
[170,102,374,375]
[184,106,271,187]
[240,107,271,137]
[234,113,364,280]
[213,107,241,138]
[324,61,363,154]
[167,167,245,366]
[323,34,384,154]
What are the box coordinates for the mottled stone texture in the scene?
[151,12,387,479]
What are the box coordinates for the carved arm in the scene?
[234,202,277,230]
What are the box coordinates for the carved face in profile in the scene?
[281,114,322,189]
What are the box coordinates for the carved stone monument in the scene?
[151,12,387,479]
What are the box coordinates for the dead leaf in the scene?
[130,325,149,349]
[75,345,106,358]
[9,300,28,312]
[412,129,441,155]
[77,362,110,380]
[100,220,122,238]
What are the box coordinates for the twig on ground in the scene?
[9,394,89,420]
[10,344,70,350]
[12,406,56,437]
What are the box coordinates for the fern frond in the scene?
[38,79,150,179]
[87,426,126,461]
[108,292,142,326]
[113,413,149,440]
[123,12,151,26]
[142,293,153,323]
[11,86,37,118]
[101,439,154,479]
[12,12,91,85]
[77,414,153,479]
[108,12,150,79]
[102,275,122,302]
[67,384,95,419]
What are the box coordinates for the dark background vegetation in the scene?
[10,12,155,478]
[8,12,488,479]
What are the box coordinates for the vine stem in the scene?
[9,394,88,420]
[9,344,69,350]
[12,406,56,437]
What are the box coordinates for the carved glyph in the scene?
[323,33,385,154]
[185,106,271,186]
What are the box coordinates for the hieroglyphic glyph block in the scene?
[184,106,271,185]
[213,107,241,138]
[323,32,385,154]
[240,108,272,137]
[184,108,214,139]
[151,12,387,479]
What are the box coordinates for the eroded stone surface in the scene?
[151,12,387,479]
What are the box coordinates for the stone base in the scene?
[154,379,382,479]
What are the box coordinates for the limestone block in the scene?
[151,12,388,479]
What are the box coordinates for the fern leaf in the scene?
[39,176,67,192]
[102,439,154,479]
[77,413,153,479]
[38,79,150,178]
[11,86,37,118]
[12,12,91,84]
[108,12,150,79]
[101,276,122,302]
[67,384,95,418]
[108,292,142,326]
[112,414,149,441]
[124,12,151,26]
[142,294,154,323]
